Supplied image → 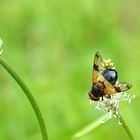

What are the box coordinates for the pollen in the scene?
[101,59,115,70]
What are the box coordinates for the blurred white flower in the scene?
[0,38,3,55]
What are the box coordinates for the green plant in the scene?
[0,40,48,140]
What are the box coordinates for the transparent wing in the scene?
[92,51,103,83]
[103,81,132,95]
[115,82,132,93]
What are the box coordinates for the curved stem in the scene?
[0,57,48,140]
[73,112,134,140]
[73,114,108,139]
[118,113,134,140]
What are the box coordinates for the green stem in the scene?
[118,113,134,140]
[0,57,48,140]
[73,112,134,140]
[73,114,108,139]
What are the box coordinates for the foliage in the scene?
[0,0,139,140]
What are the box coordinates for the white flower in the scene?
[0,38,3,55]
[93,93,135,124]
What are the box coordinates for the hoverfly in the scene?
[88,52,132,101]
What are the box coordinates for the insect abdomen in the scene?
[89,82,104,100]
[91,84,103,97]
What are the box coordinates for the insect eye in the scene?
[102,69,118,85]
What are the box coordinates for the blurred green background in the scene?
[0,0,140,140]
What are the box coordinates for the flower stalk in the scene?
[73,112,134,140]
[118,113,134,140]
[73,114,108,139]
[0,57,48,140]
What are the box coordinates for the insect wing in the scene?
[92,51,103,83]
[115,82,132,92]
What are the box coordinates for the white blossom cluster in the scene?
[94,93,135,124]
